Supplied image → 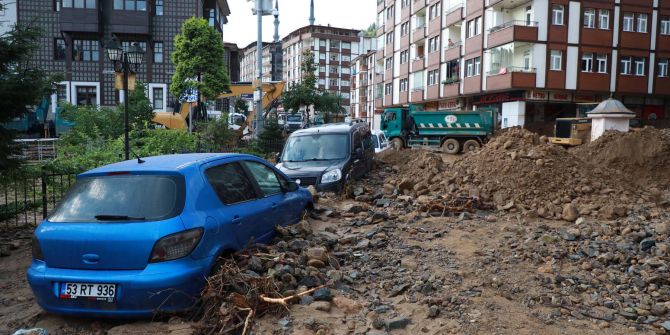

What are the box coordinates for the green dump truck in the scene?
[380,105,495,154]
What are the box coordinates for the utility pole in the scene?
[254,0,265,138]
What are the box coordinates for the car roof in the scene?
[291,122,367,135]
[81,153,246,176]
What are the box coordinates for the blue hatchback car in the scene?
[27,153,313,317]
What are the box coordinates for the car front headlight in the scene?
[321,169,342,184]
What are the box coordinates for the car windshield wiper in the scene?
[94,215,146,221]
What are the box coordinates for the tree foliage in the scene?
[363,23,377,37]
[234,98,249,116]
[0,13,60,170]
[171,18,230,120]
[124,81,155,129]
[281,50,319,122]
[197,116,240,151]
[315,92,345,123]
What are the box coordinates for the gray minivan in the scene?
[275,122,374,192]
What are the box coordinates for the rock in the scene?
[562,204,579,222]
[401,258,418,271]
[503,140,513,150]
[539,135,548,143]
[385,316,411,330]
[651,304,667,316]
[249,256,264,273]
[661,321,670,331]
[500,201,514,211]
[311,301,331,312]
[326,270,343,282]
[333,296,362,314]
[485,215,497,223]
[375,199,392,207]
[300,295,315,305]
[306,247,328,262]
[383,183,395,195]
[353,186,365,196]
[655,222,669,235]
[278,317,292,328]
[313,288,333,301]
[397,179,413,191]
[428,305,440,318]
[535,159,544,166]
[0,244,10,257]
[575,217,585,225]
[307,259,326,268]
[560,229,577,241]
[343,203,365,214]
[640,238,656,252]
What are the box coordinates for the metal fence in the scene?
[0,170,77,232]
[13,138,59,162]
[198,138,286,158]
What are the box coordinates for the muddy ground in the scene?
[1,130,669,334]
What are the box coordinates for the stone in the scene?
[575,217,586,225]
[300,295,315,305]
[333,296,362,314]
[535,159,544,166]
[562,204,579,222]
[503,140,513,150]
[306,247,328,262]
[401,258,418,271]
[428,305,440,318]
[343,204,365,214]
[651,304,668,316]
[485,215,497,223]
[397,179,413,191]
[655,222,669,235]
[307,259,326,268]
[312,301,331,312]
[249,256,264,273]
[661,321,670,331]
[640,238,656,252]
[353,186,365,197]
[313,288,333,301]
[385,316,411,330]
[326,270,343,282]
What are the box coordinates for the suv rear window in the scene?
[48,174,185,223]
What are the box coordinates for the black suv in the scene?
[276,122,374,192]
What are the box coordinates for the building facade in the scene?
[376,0,670,134]
[223,42,241,82]
[18,0,230,113]
[282,25,363,114]
[240,41,274,83]
[350,38,378,127]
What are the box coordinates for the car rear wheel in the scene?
[463,139,481,153]
[442,138,460,154]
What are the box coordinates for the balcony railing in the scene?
[489,20,538,34]
[412,87,425,92]
[445,40,462,50]
[487,66,536,76]
[442,78,461,85]
[445,2,463,14]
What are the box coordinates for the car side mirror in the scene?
[275,153,282,163]
[285,181,299,192]
[355,147,363,158]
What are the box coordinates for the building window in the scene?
[659,58,669,77]
[56,84,68,102]
[114,0,146,11]
[466,17,482,38]
[54,39,66,61]
[428,37,439,53]
[319,53,326,60]
[121,41,147,54]
[62,0,96,9]
[634,57,645,76]
[620,56,632,75]
[623,12,634,32]
[637,13,647,33]
[342,55,351,62]
[329,66,338,74]
[401,0,410,9]
[599,9,609,30]
[400,50,409,64]
[581,53,593,72]
[318,78,325,85]
[384,83,393,95]
[319,65,325,72]
[331,40,340,49]
[445,60,459,82]
[76,86,96,105]
[550,50,562,71]
[583,8,595,28]
[661,17,670,35]
[466,57,480,77]
[329,53,339,61]
[386,32,393,44]
[401,22,410,36]
[428,69,439,85]
[341,80,350,86]
[319,40,326,47]
[342,67,350,74]
[429,3,440,20]
[155,0,163,15]
[474,57,481,76]
[73,40,99,61]
[153,41,163,63]
[54,0,62,11]
[399,78,408,92]
[596,54,608,73]
[385,57,393,69]
[386,5,394,20]
[342,42,351,49]
[552,5,564,25]
[152,87,164,110]
[329,79,339,87]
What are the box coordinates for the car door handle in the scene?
[231,215,242,224]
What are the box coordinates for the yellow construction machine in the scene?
[548,117,592,146]
[152,81,285,131]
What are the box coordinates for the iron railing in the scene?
[489,20,539,34]
[487,66,537,75]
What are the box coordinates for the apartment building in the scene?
[282,25,362,114]
[350,38,379,126]
[240,42,275,83]
[223,42,241,82]
[376,0,670,134]
[17,0,230,113]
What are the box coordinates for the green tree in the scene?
[316,92,345,123]
[171,17,230,121]
[0,6,60,170]
[234,98,249,116]
[123,81,155,129]
[198,116,240,151]
[282,50,318,122]
[363,23,377,37]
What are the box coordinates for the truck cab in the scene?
[380,108,412,149]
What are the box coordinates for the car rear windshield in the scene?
[282,133,349,162]
[48,174,186,223]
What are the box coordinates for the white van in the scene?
[371,129,389,153]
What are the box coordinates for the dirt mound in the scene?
[573,127,670,186]
[378,128,667,220]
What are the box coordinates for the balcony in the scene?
[412,57,425,71]
[377,0,385,11]
[411,88,424,102]
[384,95,393,107]
[445,4,464,27]
[443,78,460,97]
[109,9,150,34]
[487,20,538,49]
[427,84,440,100]
[412,0,427,14]
[443,42,462,61]
[486,67,536,91]
[412,26,427,43]
[60,5,100,33]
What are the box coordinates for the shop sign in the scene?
[549,92,572,102]
[472,91,524,104]
[439,99,461,109]
[525,90,548,101]
[574,94,596,103]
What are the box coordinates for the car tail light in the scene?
[32,235,43,261]
[149,228,203,263]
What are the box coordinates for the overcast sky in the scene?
[224,0,376,47]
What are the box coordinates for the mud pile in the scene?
[573,127,670,187]
[379,128,667,220]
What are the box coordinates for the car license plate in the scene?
[59,282,116,302]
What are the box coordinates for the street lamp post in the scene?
[106,39,145,160]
